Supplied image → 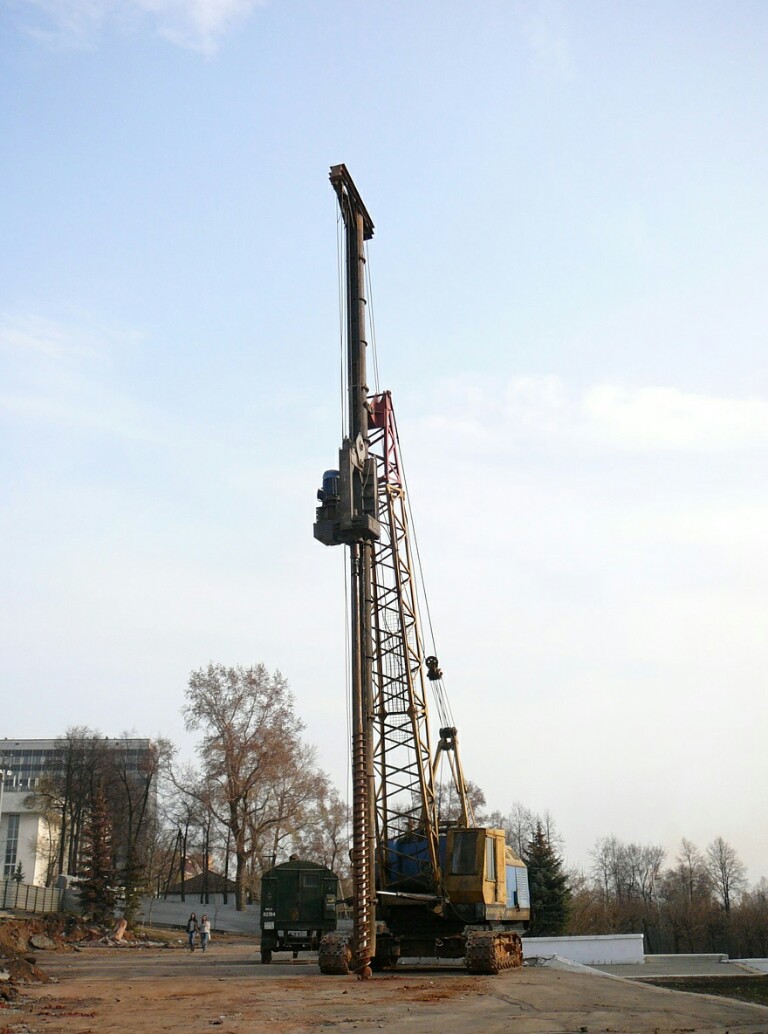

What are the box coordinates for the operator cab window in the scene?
[450,831,478,875]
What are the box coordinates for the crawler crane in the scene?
[314,165,531,977]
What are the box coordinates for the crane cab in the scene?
[444,828,531,924]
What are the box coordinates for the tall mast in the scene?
[315,164,379,976]
[330,164,374,445]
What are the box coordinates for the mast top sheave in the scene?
[330,164,375,241]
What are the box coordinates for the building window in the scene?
[4,814,20,877]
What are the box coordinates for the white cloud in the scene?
[17,0,116,49]
[583,384,768,453]
[16,0,264,53]
[132,0,265,54]
[418,375,768,456]
[0,313,102,360]
[0,312,168,443]
[0,390,163,442]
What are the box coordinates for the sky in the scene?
[2,0,767,884]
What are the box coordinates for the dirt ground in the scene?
[4,944,768,1034]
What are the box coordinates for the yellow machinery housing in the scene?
[444,827,532,923]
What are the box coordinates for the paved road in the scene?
[37,945,768,982]
[36,945,319,981]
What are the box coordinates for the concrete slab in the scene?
[595,955,766,978]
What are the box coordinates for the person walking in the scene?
[186,912,198,952]
[200,914,211,953]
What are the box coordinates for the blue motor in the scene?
[380,834,448,891]
[318,469,340,502]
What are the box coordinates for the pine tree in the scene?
[79,786,117,925]
[525,821,571,936]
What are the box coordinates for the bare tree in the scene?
[634,843,665,904]
[658,838,713,952]
[249,744,326,872]
[24,727,110,880]
[706,836,747,915]
[435,779,486,825]
[571,832,758,953]
[587,835,665,945]
[482,801,555,859]
[504,802,537,858]
[291,785,351,884]
[540,809,565,853]
[106,736,170,923]
[162,781,204,900]
[733,877,768,957]
[183,662,311,910]
[591,835,624,903]
[676,838,710,903]
[431,792,557,864]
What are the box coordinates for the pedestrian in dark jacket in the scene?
[186,912,198,951]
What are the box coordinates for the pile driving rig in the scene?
[314,165,530,977]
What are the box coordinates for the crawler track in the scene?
[464,930,523,974]
[318,932,352,975]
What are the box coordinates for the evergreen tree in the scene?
[79,786,117,925]
[525,821,571,935]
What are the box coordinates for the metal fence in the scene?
[1,879,62,914]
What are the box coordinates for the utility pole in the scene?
[314,164,379,976]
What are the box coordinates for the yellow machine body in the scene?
[444,828,532,923]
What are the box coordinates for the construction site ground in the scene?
[5,939,768,1034]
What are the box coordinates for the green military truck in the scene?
[259,858,340,963]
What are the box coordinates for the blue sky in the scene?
[2,1,768,882]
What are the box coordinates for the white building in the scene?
[0,737,154,887]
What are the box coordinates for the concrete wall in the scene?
[137,897,261,936]
[522,933,645,965]
[164,892,236,906]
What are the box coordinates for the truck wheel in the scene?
[261,949,272,964]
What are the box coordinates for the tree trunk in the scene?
[57,805,68,877]
[235,851,247,911]
[223,829,230,906]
